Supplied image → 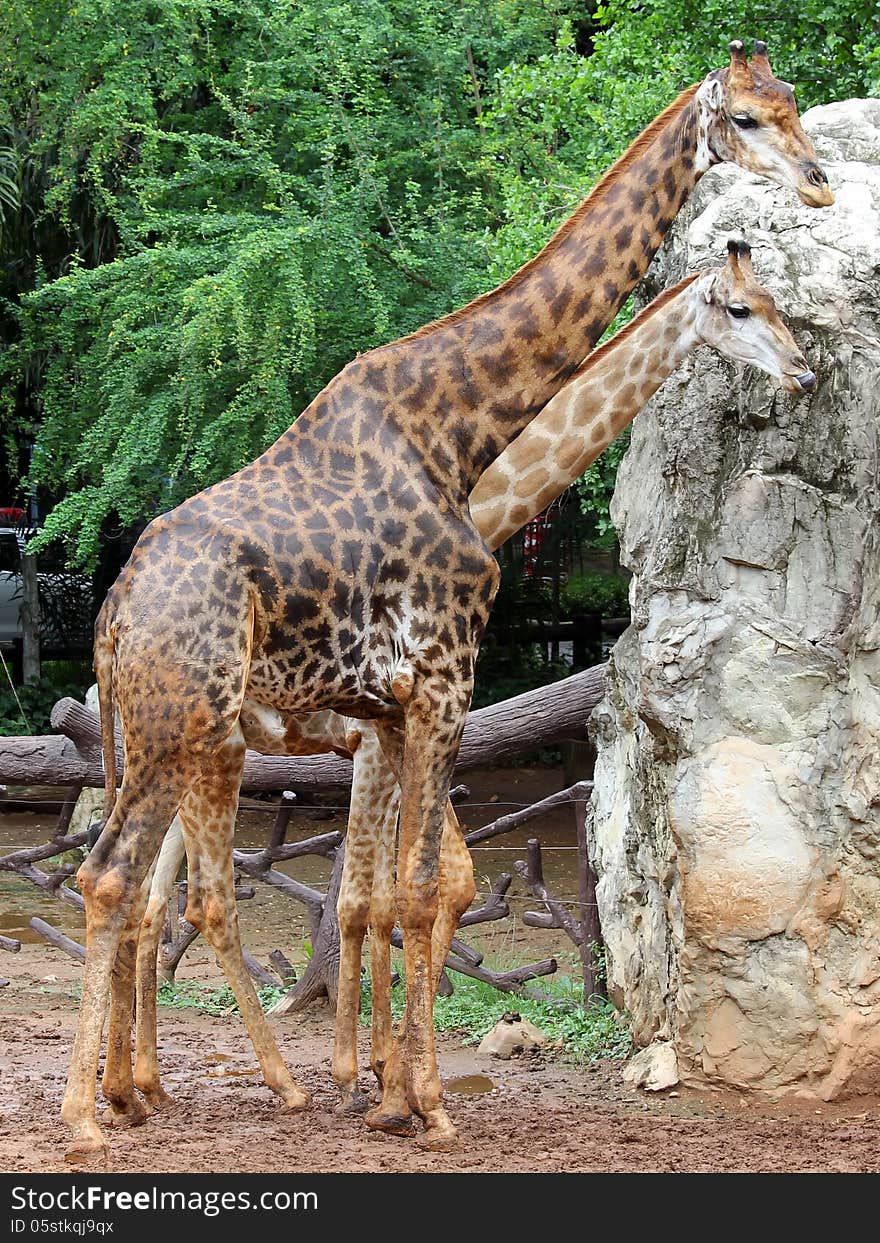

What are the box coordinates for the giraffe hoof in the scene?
[104,1096,149,1129]
[65,1133,109,1165]
[140,1087,177,1115]
[335,1087,371,1115]
[279,1088,311,1114]
[416,1124,459,1152]
[363,1107,417,1138]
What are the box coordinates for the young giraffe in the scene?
[332,238,815,1118]
[121,237,811,1129]
[69,40,831,1161]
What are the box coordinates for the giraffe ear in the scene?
[701,272,719,303]
[700,74,725,113]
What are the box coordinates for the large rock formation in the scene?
[591,99,880,1098]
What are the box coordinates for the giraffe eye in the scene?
[732,113,758,129]
[727,304,751,319]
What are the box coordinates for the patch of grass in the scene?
[361,968,631,1063]
[157,968,632,1064]
[157,979,284,1016]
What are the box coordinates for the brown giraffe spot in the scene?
[556,442,584,472]
[514,468,551,499]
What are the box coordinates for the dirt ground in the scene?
[2,954,880,1174]
[3,765,880,1174]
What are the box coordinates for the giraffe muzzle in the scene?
[797,163,834,207]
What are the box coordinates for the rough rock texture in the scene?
[476,1014,547,1059]
[590,99,880,1099]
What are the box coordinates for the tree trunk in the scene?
[0,662,607,788]
[19,553,40,684]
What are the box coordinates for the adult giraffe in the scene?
[65,39,831,1161]
[123,239,815,1129]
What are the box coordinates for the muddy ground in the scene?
[2,953,880,1174]
[2,766,880,1174]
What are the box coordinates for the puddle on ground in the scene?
[444,1074,496,1095]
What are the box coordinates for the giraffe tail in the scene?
[94,624,117,825]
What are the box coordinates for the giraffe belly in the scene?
[243,648,405,720]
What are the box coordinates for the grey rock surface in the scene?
[591,99,880,1098]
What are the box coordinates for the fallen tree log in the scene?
[0,662,607,789]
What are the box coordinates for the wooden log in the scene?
[2,859,85,911]
[268,950,297,986]
[30,918,85,961]
[457,873,511,929]
[265,831,343,863]
[269,791,296,849]
[464,782,592,846]
[242,950,277,988]
[160,922,200,979]
[514,838,582,944]
[0,832,89,869]
[443,952,560,1000]
[0,662,606,789]
[0,934,21,953]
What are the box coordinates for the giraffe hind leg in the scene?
[332,727,400,1115]
[176,731,310,1114]
[61,771,188,1163]
[133,819,186,1113]
[100,856,161,1128]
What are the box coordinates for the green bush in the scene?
[559,570,630,619]
[0,661,92,735]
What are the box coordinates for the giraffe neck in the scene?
[410,84,705,490]
[288,83,706,501]
[468,273,703,547]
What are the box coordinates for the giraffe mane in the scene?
[563,271,703,382]
[379,83,703,350]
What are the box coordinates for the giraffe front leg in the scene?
[133,820,186,1113]
[364,697,464,1151]
[363,797,470,1136]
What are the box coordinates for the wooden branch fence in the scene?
[0,663,608,1007]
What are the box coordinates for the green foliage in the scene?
[559,568,630,619]
[156,966,631,1061]
[0,662,92,734]
[1,1,876,564]
[0,0,581,564]
[157,978,284,1014]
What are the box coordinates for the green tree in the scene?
[1,1,876,565]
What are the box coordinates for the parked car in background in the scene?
[0,524,93,656]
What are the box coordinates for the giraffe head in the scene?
[694,239,815,394]
[696,39,833,207]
